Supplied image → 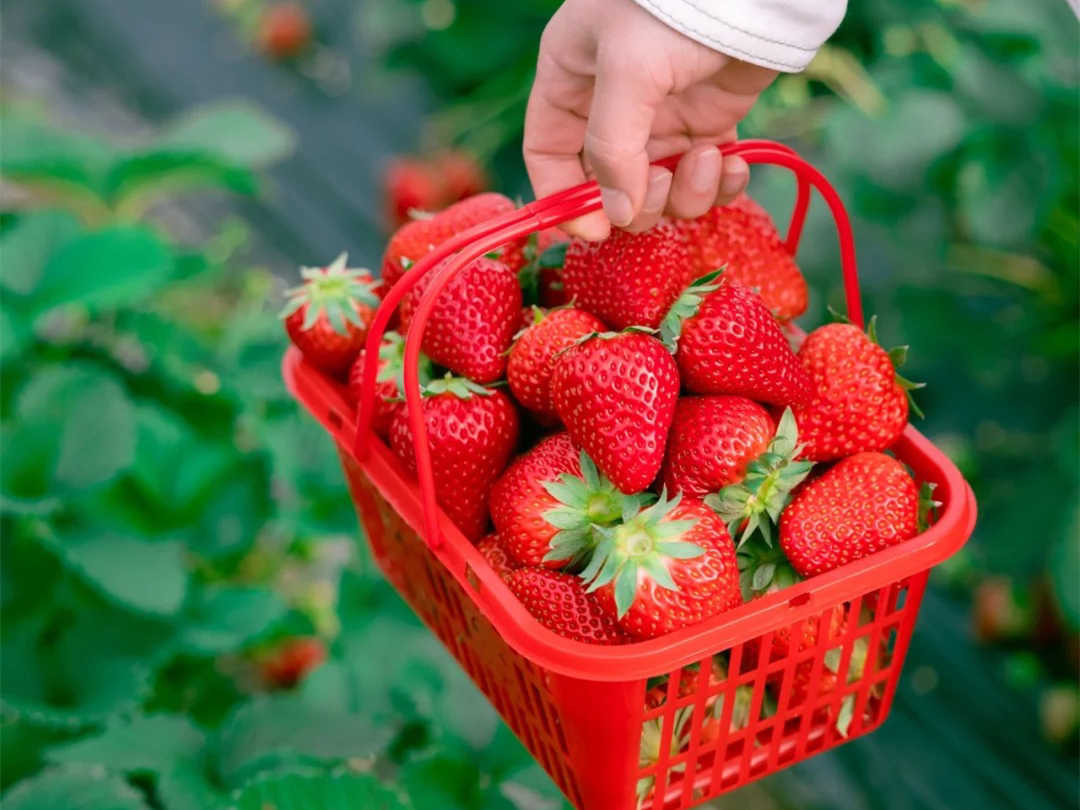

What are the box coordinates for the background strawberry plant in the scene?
[2,0,1077,808]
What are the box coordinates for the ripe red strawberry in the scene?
[780,452,919,578]
[584,493,742,640]
[435,150,488,203]
[384,158,441,228]
[561,220,694,330]
[257,636,326,689]
[282,253,380,376]
[507,307,607,423]
[679,204,807,321]
[507,568,629,645]
[346,332,432,438]
[728,193,777,233]
[476,534,516,581]
[550,331,680,494]
[663,275,814,407]
[257,2,312,60]
[661,396,775,498]
[792,318,921,461]
[516,305,541,333]
[388,375,519,540]
[765,607,851,707]
[381,192,518,290]
[490,433,647,568]
[399,256,521,384]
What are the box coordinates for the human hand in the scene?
[523,0,778,240]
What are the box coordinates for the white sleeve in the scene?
[628,0,848,72]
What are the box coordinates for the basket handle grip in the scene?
[359,140,862,552]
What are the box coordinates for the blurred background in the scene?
[1,1,1077,808]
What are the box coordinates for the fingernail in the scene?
[600,187,633,227]
[719,156,749,197]
[691,148,721,194]
[643,169,673,214]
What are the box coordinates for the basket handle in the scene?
[357,140,863,551]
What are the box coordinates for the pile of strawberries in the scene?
[283,190,934,651]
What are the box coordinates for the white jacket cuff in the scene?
[628,0,847,72]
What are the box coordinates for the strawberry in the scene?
[388,375,519,540]
[661,274,814,407]
[661,396,775,498]
[728,193,777,233]
[346,332,432,438]
[507,307,608,423]
[780,451,919,578]
[282,253,381,376]
[476,534,516,581]
[257,636,326,689]
[399,255,521,384]
[490,434,647,568]
[550,330,680,494]
[517,305,541,334]
[561,220,694,330]
[384,158,441,228]
[381,192,518,290]
[704,407,814,548]
[257,2,311,60]
[507,229,570,306]
[679,204,807,321]
[507,568,629,645]
[583,493,742,640]
[435,150,488,203]
[792,317,922,461]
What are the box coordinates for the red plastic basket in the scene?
[282,140,977,809]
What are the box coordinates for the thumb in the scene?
[584,53,663,228]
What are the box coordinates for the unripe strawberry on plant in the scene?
[677,203,807,321]
[583,492,742,640]
[346,331,432,438]
[399,255,521,384]
[507,568,630,645]
[660,273,814,407]
[561,220,694,330]
[381,192,519,290]
[388,375,519,540]
[507,306,608,423]
[282,253,381,377]
[779,451,920,578]
[490,434,649,568]
[257,2,312,61]
[549,330,680,494]
[792,317,922,461]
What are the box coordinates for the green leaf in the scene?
[178,586,289,655]
[0,112,113,192]
[226,769,408,810]
[155,100,296,169]
[54,377,137,490]
[59,532,188,616]
[28,227,172,315]
[1050,507,1080,630]
[4,765,150,810]
[46,714,205,773]
[104,150,257,210]
[0,210,82,295]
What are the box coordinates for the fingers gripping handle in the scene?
[354,140,862,552]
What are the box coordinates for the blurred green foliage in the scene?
[2,0,1077,806]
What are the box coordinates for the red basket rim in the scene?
[283,347,977,682]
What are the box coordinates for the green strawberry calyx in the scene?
[518,239,567,305]
[705,407,814,548]
[736,534,801,601]
[280,252,381,335]
[377,331,433,397]
[658,269,724,353]
[579,489,703,618]
[917,480,942,533]
[541,451,654,570]
[421,372,492,399]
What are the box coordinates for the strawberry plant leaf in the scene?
[155,100,296,169]
[0,111,114,193]
[46,713,205,773]
[226,769,408,810]
[0,211,82,296]
[177,586,289,655]
[57,532,188,617]
[27,227,172,316]
[104,150,257,213]
[3,764,150,810]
